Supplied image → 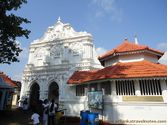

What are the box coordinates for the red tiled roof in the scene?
[67,60,167,84]
[98,40,164,60]
[0,72,17,87]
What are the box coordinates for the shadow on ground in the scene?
[0,106,79,125]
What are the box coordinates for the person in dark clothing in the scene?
[48,99,58,125]
[23,98,28,110]
[42,99,49,125]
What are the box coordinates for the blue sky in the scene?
[0,0,167,81]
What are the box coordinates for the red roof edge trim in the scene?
[0,72,17,87]
[67,60,167,85]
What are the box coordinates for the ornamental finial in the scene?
[134,35,138,44]
[57,17,61,23]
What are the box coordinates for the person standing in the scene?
[23,98,28,110]
[42,99,49,125]
[48,99,58,125]
[31,110,40,125]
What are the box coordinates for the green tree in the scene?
[0,0,30,64]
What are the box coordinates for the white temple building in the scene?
[20,18,102,111]
[20,18,167,124]
[68,39,167,124]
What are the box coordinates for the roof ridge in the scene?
[99,40,163,60]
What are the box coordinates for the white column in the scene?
[20,79,29,99]
[83,41,93,59]
[40,91,45,100]
[43,46,51,65]
[161,79,167,102]
[39,79,46,100]
[111,81,116,96]
[28,48,34,64]
[19,79,28,107]
[111,80,121,102]
[134,80,141,96]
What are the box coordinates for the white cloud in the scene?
[96,47,108,56]
[16,41,29,60]
[157,42,167,65]
[157,42,167,51]
[92,0,115,12]
[90,0,123,22]
[159,52,167,65]
[110,8,122,22]
[95,11,104,18]
[19,47,29,60]
[13,73,23,81]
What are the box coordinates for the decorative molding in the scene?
[69,42,84,56]
[34,48,47,59]
[50,44,63,58]
[32,20,92,44]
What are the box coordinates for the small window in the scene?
[100,81,111,95]
[116,80,135,95]
[76,85,87,96]
[139,79,162,95]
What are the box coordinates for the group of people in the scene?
[31,99,58,125]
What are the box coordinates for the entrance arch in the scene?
[29,82,40,109]
[48,82,59,102]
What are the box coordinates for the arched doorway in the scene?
[48,82,59,102]
[29,82,40,109]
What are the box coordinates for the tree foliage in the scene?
[0,0,30,64]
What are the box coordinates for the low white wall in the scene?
[65,98,167,124]
[104,102,167,124]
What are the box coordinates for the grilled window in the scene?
[100,81,111,95]
[76,85,87,96]
[139,80,162,95]
[116,80,135,95]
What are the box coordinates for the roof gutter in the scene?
[67,76,167,86]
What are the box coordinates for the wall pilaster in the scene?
[134,80,141,96]
[161,79,167,102]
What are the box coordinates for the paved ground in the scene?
[0,107,79,125]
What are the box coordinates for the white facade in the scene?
[73,79,167,124]
[104,52,159,67]
[20,18,102,111]
[20,19,167,124]
[72,41,167,124]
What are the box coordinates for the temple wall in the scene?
[104,53,159,66]
[20,19,167,124]
[65,79,167,124]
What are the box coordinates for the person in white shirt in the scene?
[31,110,40,125]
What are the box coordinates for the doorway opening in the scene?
[48,82,59,102]
[29,82,40,109]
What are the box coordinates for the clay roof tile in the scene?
[99,40,164,60]
[0,72,17,87]
[68,60,167,85]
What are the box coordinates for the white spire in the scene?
[57,16,61,23]
[134,35,138,44]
